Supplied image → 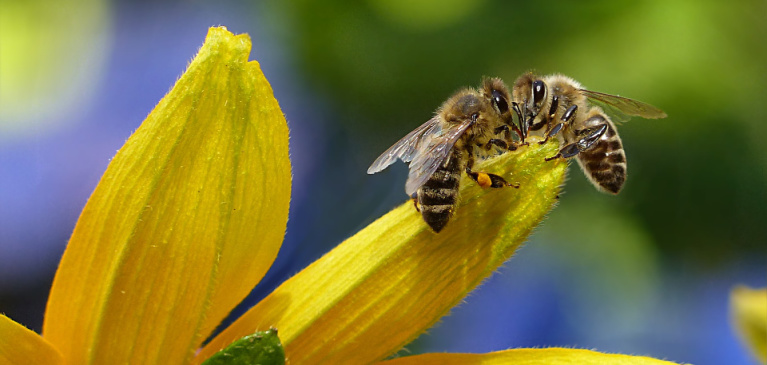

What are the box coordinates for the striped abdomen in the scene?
[417,150,463,232]
[576,118,627,194]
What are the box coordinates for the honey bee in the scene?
[367,78,522,232]
[512,73,667,193]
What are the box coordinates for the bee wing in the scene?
[367,116,443,174]
[580,89,667,124]
[404,119,473,196]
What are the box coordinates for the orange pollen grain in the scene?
[477,173,492,188]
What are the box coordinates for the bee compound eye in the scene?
[491,90,509,114]
[532,80,546,106]
[471,112,480,121]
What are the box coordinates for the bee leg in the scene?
[544,123,607,161]
[493,125,521,151]
[410,192,420,212]
[465,167,520,189]
[544,144,578,161]
[493,125,509,135]
[574,123,608,151]
[491,126,511,150]
[538,122,564,145]
[539,105,577,145]
[547,95,560,120]
[529,118,547,132]
[466,146,520,188]
[486,138,517,152]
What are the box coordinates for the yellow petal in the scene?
[43,26,290,364]
[0,314,62,364]
[731,286,767,364]
[197,138,566,364]
[379,348,685,365]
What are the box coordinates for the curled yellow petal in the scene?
[731,286,767,364]
[380,348,685,365]
[43,26,290,364]
[197,139,566,363]
[0,314,62,365]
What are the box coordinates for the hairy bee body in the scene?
[368,78,520,232]
[416,148,464,232]
[512,73,665,194]
[571,110,626,193]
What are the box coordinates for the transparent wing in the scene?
[404,120,473,196]
[367,116,442,174]
[581,89,667,124]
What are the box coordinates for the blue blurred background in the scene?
[1,0,765,364]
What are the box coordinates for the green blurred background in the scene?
[1,0,765,364]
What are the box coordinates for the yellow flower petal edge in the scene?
[730,286,767,364]
[197,138,566,364]
[379,348,686,365]
[43,26,290,364]
[0,314,63,365]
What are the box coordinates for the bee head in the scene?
[481,77,512,116]
[512,73,547,120]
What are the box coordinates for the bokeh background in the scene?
[1,0,765,364]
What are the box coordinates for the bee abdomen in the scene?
[426,168,461,189]
[418,165,461,232]
[597,163,626,194]
[419,187,458,205]
[579,136,627,194]
[420,203,455,232]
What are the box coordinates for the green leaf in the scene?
[202,328,285,365]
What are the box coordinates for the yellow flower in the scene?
[731,286,767,364]
[0,27,684,365]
